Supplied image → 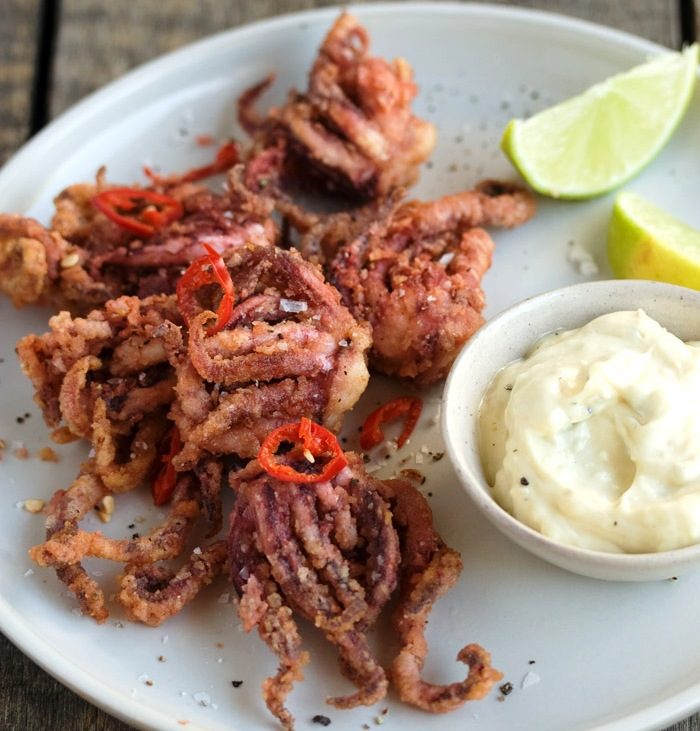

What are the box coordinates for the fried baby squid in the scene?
[0,161,274,311]
[16,294,181,487]
[377,478,502,711]
[29,465,226,624]
[239,12,435,201]
[170,243,371,469]
[328,181,536,383]
[228,453,500,730]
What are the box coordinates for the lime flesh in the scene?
[608,191,700,289]
[502,44,698,199]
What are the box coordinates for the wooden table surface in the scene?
[0,1,698,729]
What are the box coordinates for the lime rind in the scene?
[502,44,699,199]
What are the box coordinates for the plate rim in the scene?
[0,3,693,731]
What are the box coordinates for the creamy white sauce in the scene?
[479,310,700,553]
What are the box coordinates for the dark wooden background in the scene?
[0,1,697,729]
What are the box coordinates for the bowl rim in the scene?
[441,278,700,571]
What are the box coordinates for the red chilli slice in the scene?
[152,427,182,506]
[258,418,348,483]
[144,141,239,186]
[360,397,423,451]
[91,188,183,237]
[176,244,235,335]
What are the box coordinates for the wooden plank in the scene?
[0,0,40,165]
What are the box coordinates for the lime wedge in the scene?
[501,44,698,199]
[608,191,700,288]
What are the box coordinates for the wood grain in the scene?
[0,632,131,731]
[50,0,679,118]
[0,0,40,166]
[0,2,695,730]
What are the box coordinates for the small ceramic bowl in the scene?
[442,279,700,582]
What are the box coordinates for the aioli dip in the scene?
[479,309,700,553]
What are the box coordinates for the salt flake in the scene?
[521,671,541,689]
[280,298,308,313]
[566,241,599,276]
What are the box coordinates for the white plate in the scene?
[1,4,699,731]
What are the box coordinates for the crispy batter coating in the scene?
[228,455,501,729]
[31,474,200,568]
[0,213,90,307]
[240,12,435,201]
[17,294,180,431]
[36,467,111,622]
[378,479,503,712]
[228,454,401,729]
[29,465,226,624]
[118,539,228,627]
[1,173,276,312]
[170,243,371,468]
[17,294,180,493]
[328,181,536,383]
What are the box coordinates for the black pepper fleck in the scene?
[16,417,24,424]
[127,523,135,529]
[520,477,529,486]
[499,681,514,696]
[505,384,513,391]
[231,680,243,688]
[311,714,331,726]
[427,491,433,497]
[528,660,536,665]
[132,533,140,539]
